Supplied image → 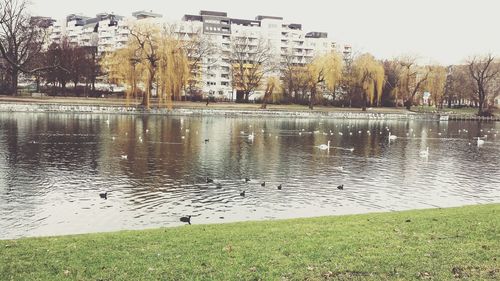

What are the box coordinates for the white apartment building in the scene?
[181,11,340,100]
[48,10,347,100]
[49,13,138,55]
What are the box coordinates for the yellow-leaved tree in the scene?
[101,21,190,109]
[260,76,282,109]
[395,56,432,109]
[424,65,447,108]
[101,43,144,106]
[305,51,343,109]
[323,51,344,99]
[352,53,385,110]
[157,25,190,109]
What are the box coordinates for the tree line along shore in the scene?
[1,0,500,117]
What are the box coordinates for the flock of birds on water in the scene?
[98,176,345,225]
[95,119,498,225]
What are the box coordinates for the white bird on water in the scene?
[420,147,429,158]
[388,132,398,140]
[248,132,255,141]
[121,155,128,160]
[318,141,331,150]
[477,137,485,146]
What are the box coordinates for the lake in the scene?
[1,112,499,239]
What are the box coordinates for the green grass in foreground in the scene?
[1,205,499,280]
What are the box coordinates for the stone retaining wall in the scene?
[0,102,445,121]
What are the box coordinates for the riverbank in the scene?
[1,204,498,280]
[2,96,499,121]
[0,96,433,121]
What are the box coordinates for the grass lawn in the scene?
[1,204,499,280]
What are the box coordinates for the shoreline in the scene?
[1,204,498,280]
[1,96,498,121]
[0,97,443,121]
[0,203,482,241]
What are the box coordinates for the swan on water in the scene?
[318,141,331,150]
[389,132,398,140]
[420,147,429,157]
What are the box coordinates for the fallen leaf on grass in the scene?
[224,244,233,253]
[418,271,432,279]
[323,271,333,278]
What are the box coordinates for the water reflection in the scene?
[1,112,499,239]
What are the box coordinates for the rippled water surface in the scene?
[1,112,499,239]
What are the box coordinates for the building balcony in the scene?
[99,33,113,38]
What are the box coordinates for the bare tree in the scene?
[261,76,280,109]
[467,54,500,116]
[180,29,217,99]
[280,48,303,102]
[44,40,73,95]
[307,68,325,110]
[231,36,274,102]
[443,65,475,108]
[397,57,431,109]
[0,0,52,95]
[129,23,160,108]
[82,46,99,97]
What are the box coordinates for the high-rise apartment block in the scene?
[47,10,350,99]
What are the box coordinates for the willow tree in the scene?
[260,76,281,109]
[156,25,190,109]
[323,51,344,100]
[424,65,447,108]
[102,22,190,109]
[352,54,384,111]
[382,60,402,106]
[101,44,144,105]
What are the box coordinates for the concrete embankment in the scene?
[0,102,448,120]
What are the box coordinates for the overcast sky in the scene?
[30,0,500,65]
